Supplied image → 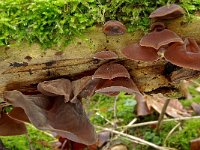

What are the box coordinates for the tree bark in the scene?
[0,16,200,96]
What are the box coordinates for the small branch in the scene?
[113,95,118,129]
[163,123,181,146]
[96,126,175,150]
[119,116,200,129]
[26,133,34,150]
[96,112,115,126]
[112,118,137,141]
[156,99,171,134]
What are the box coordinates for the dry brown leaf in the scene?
[145,94,190,118]
[4,90,96,145]
[191,103,200,115]
[190,137,200,150]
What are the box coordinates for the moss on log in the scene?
[0,16,200,96]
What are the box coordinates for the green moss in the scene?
[88,92,137,125]
[166,119,200,150]
[0,125,55,150]
[1,0,200,48]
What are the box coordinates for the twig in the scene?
[119,116,200,129]
[95,112,115,126]
[96,126,175,150]
[112,118,137,141]
[26,133,34,150]
[61,139,68,150]
[113,95,118,129]
[156,98,171,134]
[163,123,181,146]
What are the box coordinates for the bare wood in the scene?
[0,16,200,95]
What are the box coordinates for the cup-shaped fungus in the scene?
[71,76,101,102]
[37,79,72,102]
[92,63,130,80]
[4,90,96,145]
[121,43,159,61]
[164,38,200,70]
[103,20,126,35]
[0,113,27,136]
[93,51,118,60]
[150,22,166,32]
[140,29,183,50]
[95,77,141,96]
[149,4,185,20]
[8,107,30,123]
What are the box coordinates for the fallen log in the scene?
[0,16,200,96]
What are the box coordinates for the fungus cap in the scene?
[164,38,200,70]
[122,43,159,61]
[140,29,183,50]
[95,77,141,96]
[149,4,185,20]
[0,113,27,136]
[92,63,130,80]
[150,22,166,32]
[93,51,118,60]
[4,90,97,145]
[37,79,72,102]
[8,107,30,123]
[103,20,126,35]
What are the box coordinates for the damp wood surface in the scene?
[0,16,200,96]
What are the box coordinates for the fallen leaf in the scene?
[145,94,190,118]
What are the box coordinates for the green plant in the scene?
[0,124,55,150]
[88,92,137,125]
[166,119,200,150]
[1,0,200,48]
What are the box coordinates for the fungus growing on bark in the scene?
[150,22,166,31]
[140,29,183,50]
[92,63,130,80]
[4,90,96,145]
[93,51,118,60]
[121,43,159,61]
[95,77,141,96]
[37,79,72,102]
[103,20,126,35]
[149,4,185,20]
[71,76,101,102]
[8,107,30,123]
[0,113,27,136]
[164,38,200,70]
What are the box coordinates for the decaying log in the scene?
[0,16,200,96]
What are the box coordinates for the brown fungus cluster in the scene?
[1,3,200,147]
[122,4,200,71]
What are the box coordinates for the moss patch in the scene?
[1,0,200,48]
